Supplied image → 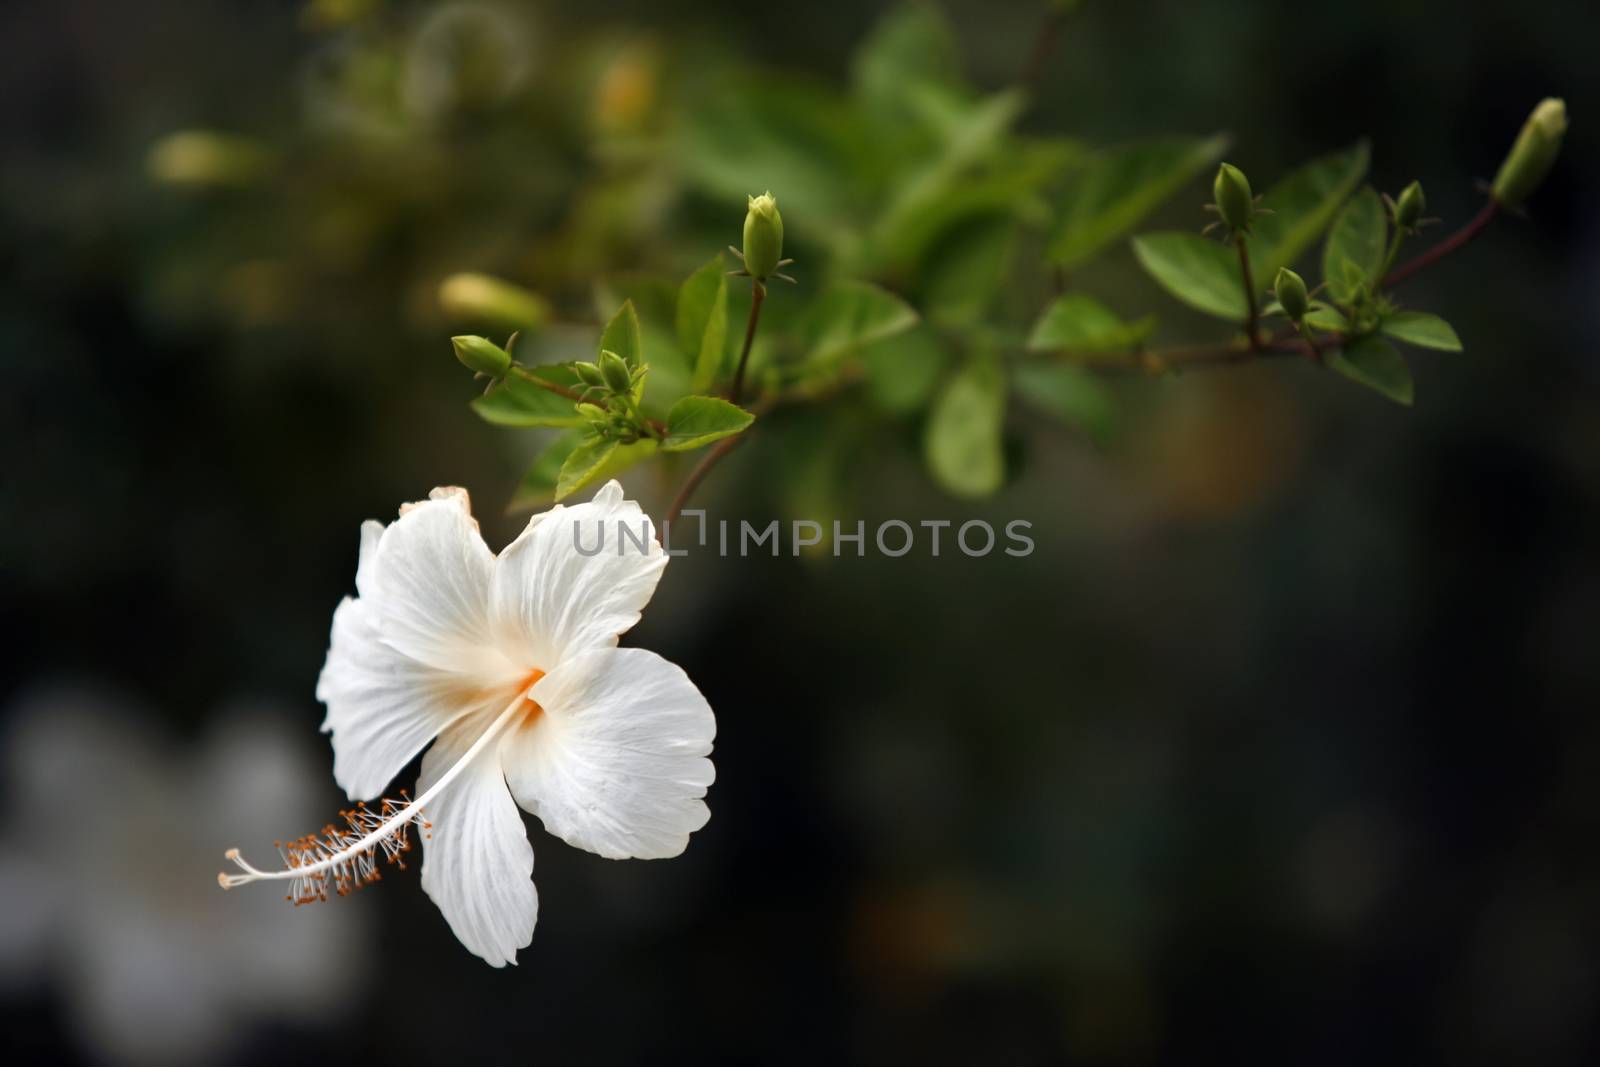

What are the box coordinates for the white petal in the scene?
[368,487,508,678]
[504,647,715,860]
[354,518,383,598]
[489,480,668,669]
[418,713,538,967]
[316,596,498,800]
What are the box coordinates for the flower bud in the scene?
[1274,267,1308,322]
[574,361,606,389]
[1491,98,1567,210]
[438,273,551,332]
[1212,163,1255,233]
[451,335,510,378]
[599,349,632,395]
[742,192,784,280]
[146,130,274,189]
[1394,181,1425,230]
[575,403,608,421]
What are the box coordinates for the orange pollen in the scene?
[516,668,547,728]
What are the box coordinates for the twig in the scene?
[663,435,745,534]
[1019,7,1067,94]
[730,281,766,405]
[507,364,667,436]
[1382,198,1497,287]
[508,364,582,402]
[657,369,863,535]
[1236,232,1260,349]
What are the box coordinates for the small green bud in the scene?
[1394,181,1426,230]
[575,402,608,421]
[574,361,605,389]
[451,335,510,378]
[1274,267,1308,322]
[438,273,552,332]
[599,349,632,395]
[742,191,784,280]
[1492,98,1567,210]
[146,130,274,189]
[1213,163,1255,233]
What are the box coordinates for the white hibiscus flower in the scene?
[220,481,716,967]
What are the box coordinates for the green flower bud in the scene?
[1492,98,1567,210]
[742,191,784,280]
[575,402,608,421]
[1274,267,1308,322]
[1394,181,1426,230]
[451,335,510,378]
[1213,163,1255,233]
[146,130,274,189]
[438,273,551,332]
[574,361,605,389]
[599,349,632,395]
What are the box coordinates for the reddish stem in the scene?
[1383,198,1497,287]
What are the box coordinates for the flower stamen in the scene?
[218,686,535,903]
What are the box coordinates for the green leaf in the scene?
[556,436,617,501]
[1132,232,1247,321]
[554,436,659,501]
[663,396,755,452]
[1012,363,1119,444]
[917,213,1018,328]
[924,353,1005,498]
[678,81,864,242]
[862,324,948,415]
[1322,187,1387,303]
[802,281,919,368]
[852,1,962,122]
[1303,302,1349,332]
[868,88,1027,272]
[509,431,586,510]
[1381,310,1463,351]
[599,299,642,364]
[1247,142,1371,279]
[677,256,729,392]
[1328,335,1413,406]
[1027,294,1156,353]
[471,370,583,428]
[1049,134,1229,267]
[862,139,1071,275]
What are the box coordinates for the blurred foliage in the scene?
[136,0,1555,519]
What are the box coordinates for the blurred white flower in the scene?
[221,482,716,967]
[0,690,370,1066]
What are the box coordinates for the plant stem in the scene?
[1019,7,1067,94]
[663,434,745,535]
[508,364,582,402]
[730,280,766,405]
[1298,323,1323,364]
[663,279,775,536]
[508,363,667,436]
[1235,232,1260,349]
[658,367,859,536]
[1383,198,1497,287]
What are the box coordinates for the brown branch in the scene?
[1382,198,1497,287]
